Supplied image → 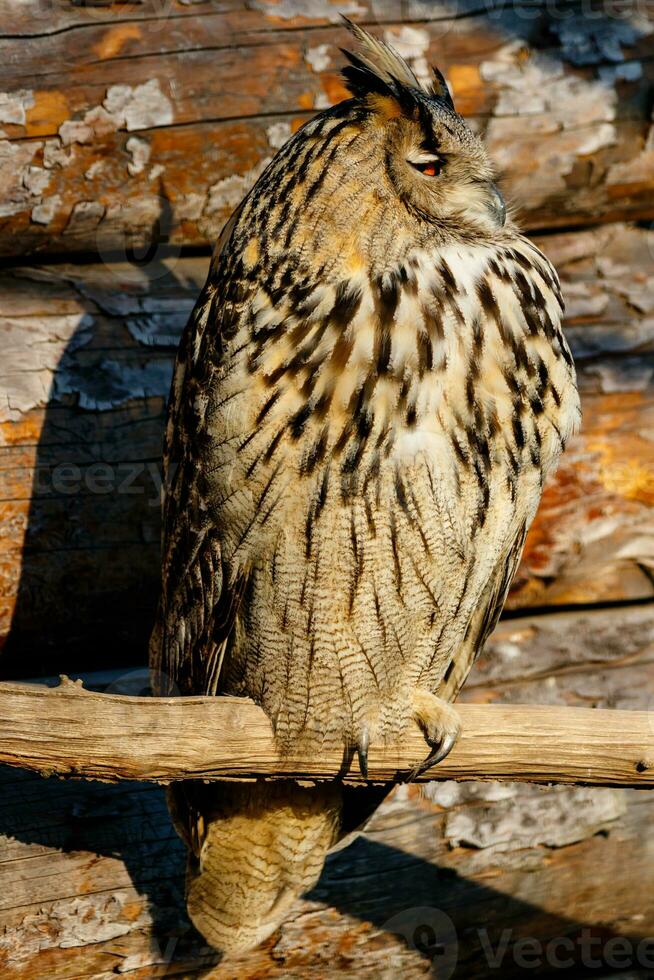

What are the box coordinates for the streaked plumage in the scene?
[150,20,580,954]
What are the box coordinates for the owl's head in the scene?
[337,20,506,240]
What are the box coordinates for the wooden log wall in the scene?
[0,1,653,977]
[0,0,653,257]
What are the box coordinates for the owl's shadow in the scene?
[0,205,213,962]
[2,187,197,681]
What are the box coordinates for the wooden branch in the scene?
[1,677,653,787]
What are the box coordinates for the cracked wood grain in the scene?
[0,0,602,39]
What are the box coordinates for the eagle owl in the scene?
[150,22,580,953]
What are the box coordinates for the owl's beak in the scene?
[487,183,506,228]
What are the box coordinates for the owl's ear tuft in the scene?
[340,17,423,115]
[340,50,418,118]
[429,65,455,110]
[340,18,422,89]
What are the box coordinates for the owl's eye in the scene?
[410,158,444,178]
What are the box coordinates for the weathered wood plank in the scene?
[514,224,654,609]
[0,2,653,255]
[0,0,622,43]
[465,601,654,707]
[3,780,648,978]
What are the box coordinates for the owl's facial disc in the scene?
[389,107,507,236]
[338,23,508,239]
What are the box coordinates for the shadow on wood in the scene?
[1,248,203,680]
[1,764,653,978]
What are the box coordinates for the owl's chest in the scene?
[236,266,499,447]
[211,242,577,541]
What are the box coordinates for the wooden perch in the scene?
[1,677,653,787]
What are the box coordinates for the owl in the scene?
[150,21,580,954]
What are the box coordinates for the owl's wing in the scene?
[436,522,528,703]
[150,210,246,697]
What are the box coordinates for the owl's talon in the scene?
[431,728,459,765]
[409,691,461,782]
[408,729,458,782]
[357,727,370,779]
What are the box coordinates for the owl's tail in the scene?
[168,780,383,955]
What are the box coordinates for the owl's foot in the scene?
[409,691,461,781]
[354,693,461,781]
